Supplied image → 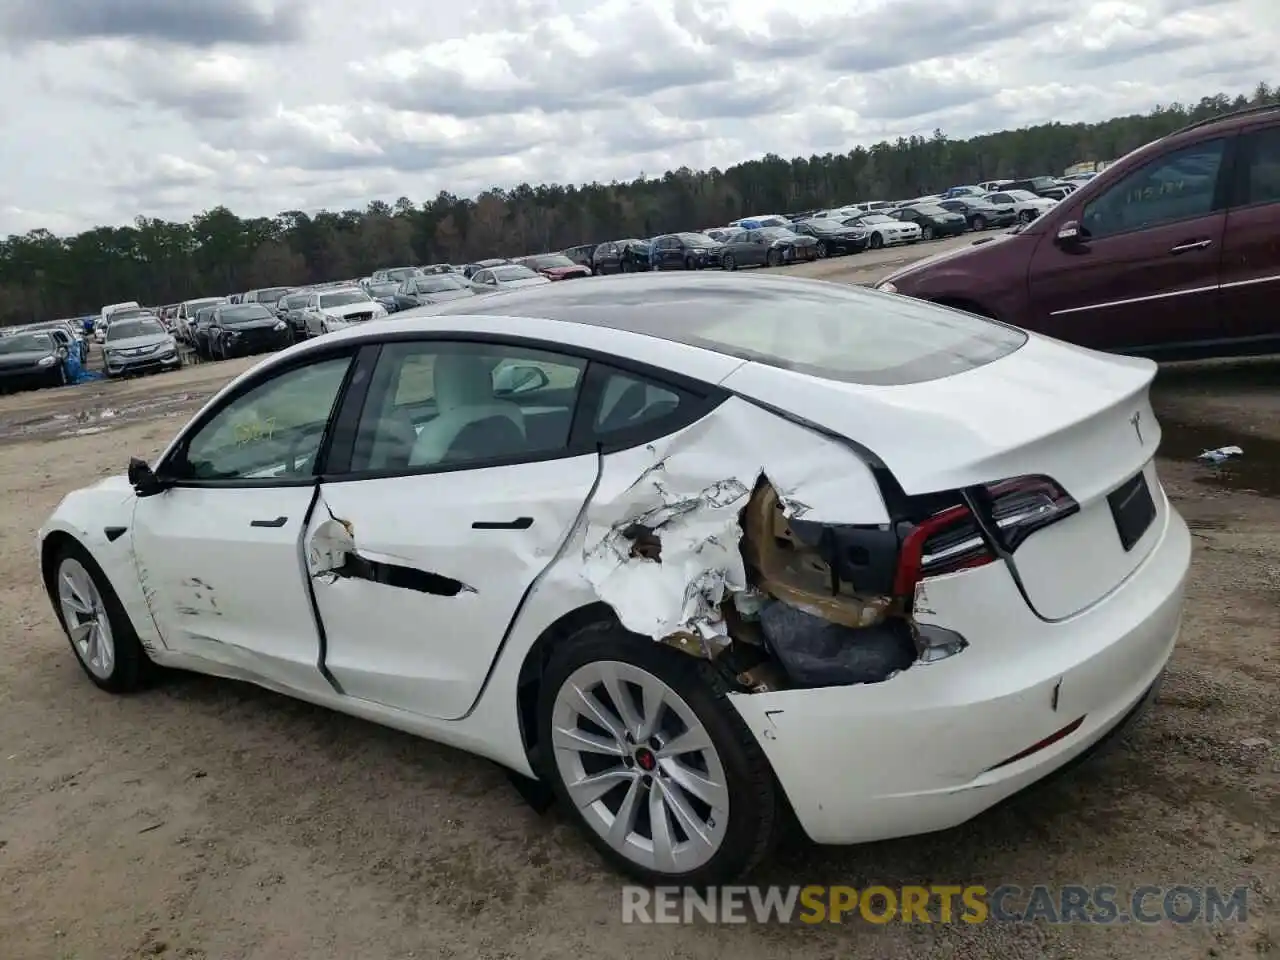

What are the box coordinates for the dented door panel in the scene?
[130,485,330,693]
[308,455,600,720]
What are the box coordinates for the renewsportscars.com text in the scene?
[621,884,1250,925]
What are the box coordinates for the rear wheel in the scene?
[722,253,736,271]
[537,622,781,884]
[816,241,829,258]
[766,249,781,267]
[972,215,986,231]
[923,225,935,240]
[51,543,154,693]
[1018,209,1035,224]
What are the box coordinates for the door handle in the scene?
[250,516,288,528]
[472,517,534,530]
[1170,239,1212,253]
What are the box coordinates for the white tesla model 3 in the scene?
[38,272,1190,884]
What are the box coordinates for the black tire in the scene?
[923,225,935,241]
[816,241,828,258]
[49,540,156,693]
[684,256,695,270]
[722,253,736,271]
[869,232,884,249]
[536,622,782,884]
[972,215,986,231]
[1019,209,1035,224]
[766,249,781,267]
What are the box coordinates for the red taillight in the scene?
[893,475,1077,596]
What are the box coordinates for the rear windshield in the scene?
[426,279,1026,385]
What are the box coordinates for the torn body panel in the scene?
[307,455,599,721]
[579,396,903,682]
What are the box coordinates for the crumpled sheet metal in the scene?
[579,396,889,641]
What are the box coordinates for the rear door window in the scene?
[1241,126,1280,207]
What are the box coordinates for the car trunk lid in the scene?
[721,334,1164,618]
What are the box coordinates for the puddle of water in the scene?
[0,391,202,443]
[1157,417,1280,499]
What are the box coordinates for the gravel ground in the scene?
[0,249,1275,959]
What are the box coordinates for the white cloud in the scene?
[0,0,1276,235]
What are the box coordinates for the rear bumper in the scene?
[728,501,1191,845]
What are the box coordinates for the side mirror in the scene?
[494,364,550,396]
[1056,221,1088,246]
[127,457,167,497]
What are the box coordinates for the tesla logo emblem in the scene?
[1130,411,1144,444]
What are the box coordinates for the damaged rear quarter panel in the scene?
[579,395,889,641]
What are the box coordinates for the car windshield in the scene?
[254,288,291,304]
[913,205,948,216]
[368,282,399,296]
[802,219,849,231]
[319,291,370,308]
[1006,190,1038,201]
[857,214,895,224]
[109,308,154,322]
[527,254,575,269]
[384,268,417,280]
[493,265,541,281]
[107,319,166,340]
[0,332,53,354]
[186,298,223,311]
[675,233,718,247]
[282,293,311,308]
[221,305,274,324]
[758,227,796,239]
[418,276,468,292]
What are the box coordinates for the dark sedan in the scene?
[516,253,593,280]
[276,291,313,337]
[790,218,870,257]
[649,233,724,270]
[891,204,969,240]
[391,273,479,310]
[0,330,67,391]
[719,226,819,270]
[207,303,293,360]
[935,198,1015,231]
[364,280,401,313]
[592,239,651,274]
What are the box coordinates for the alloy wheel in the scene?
[923,226,934,240]
[550,660,731,874]
[816,241,828,258]
[57,557,114,680]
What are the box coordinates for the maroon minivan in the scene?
[876,104,1280,360]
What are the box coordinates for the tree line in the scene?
[3,83,1276,325]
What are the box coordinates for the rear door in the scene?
[1026,136,1232,352]
[305,338,598,720]
[1218,123,1280,346]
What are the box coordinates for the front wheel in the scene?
[538,622,781,884]
[869,232,884,249]
[1018,209,1035,224]
[972,215,986,231]
[816,241,828,258]
[922,225,935,240]
[766,249,781,267]
[51,543,155,693]
[722,253,736,271]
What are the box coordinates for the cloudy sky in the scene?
[0,0,1276,236]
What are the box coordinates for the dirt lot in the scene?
[1,248,1276,959]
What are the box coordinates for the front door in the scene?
[1027,136,1231,353]
[132,352,356,693]
[304,338,599,720]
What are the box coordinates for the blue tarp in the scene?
[63,347,103,383]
